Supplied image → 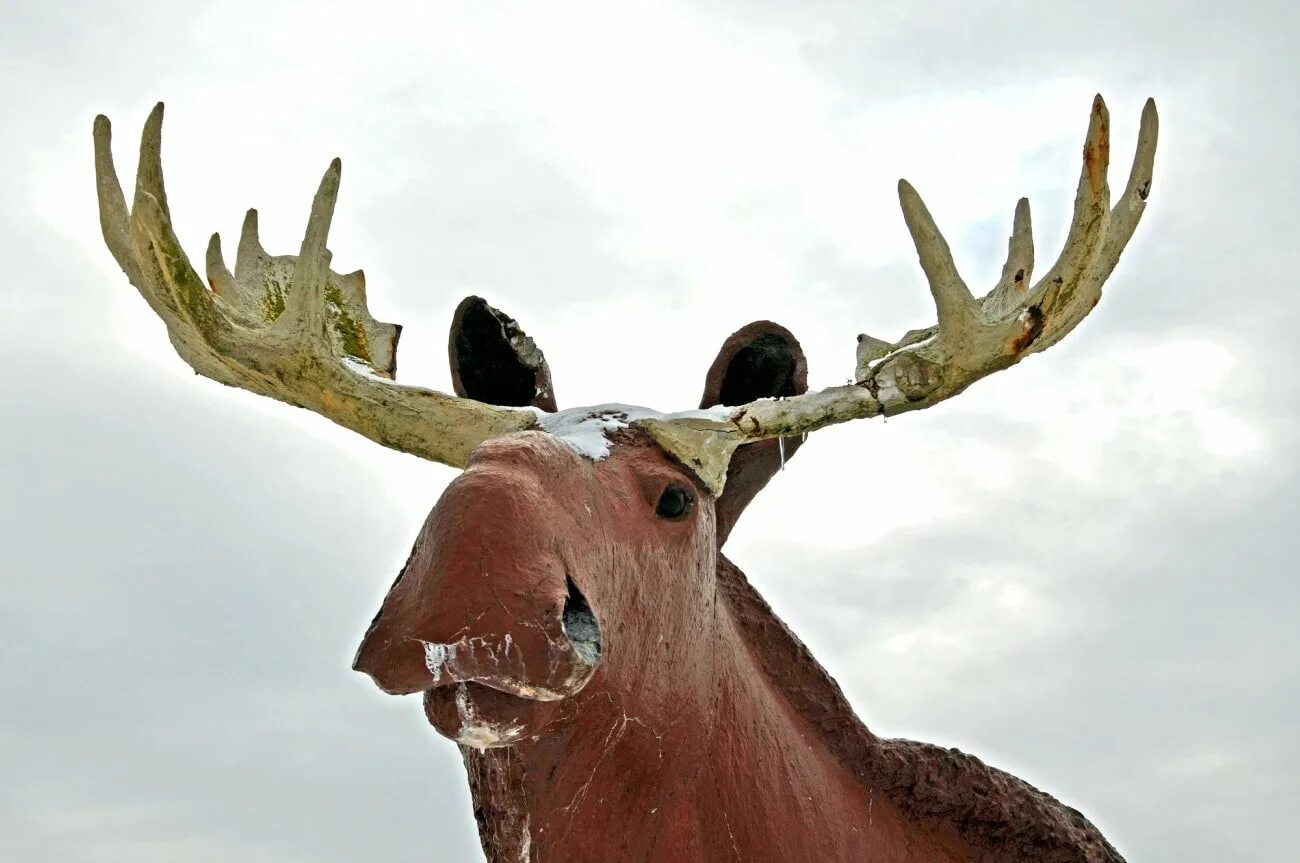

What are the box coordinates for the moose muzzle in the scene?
[352,436,602,703]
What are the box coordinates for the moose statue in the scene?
[95,95,1157,862]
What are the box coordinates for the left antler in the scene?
[95,104,537,468]
[646,95,1158,490]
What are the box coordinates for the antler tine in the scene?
[986,198,1034,318]
[1035,97,1111,286]
[134,103,171,222]
[93,115,141,287]
[274,158,342,347]
[205,232,236,296]
[1021,95,1111,349]
[95,105,537,468]
[132,179,239,356]
[97,104,213,333]
[897,179,979,337]
[235,208,268,279]
[648,96,1158,487]
[1085,97,1158,301]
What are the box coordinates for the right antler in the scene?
[95,104,535,468]
[645,95,1158,491]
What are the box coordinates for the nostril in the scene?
[562,575,602,665]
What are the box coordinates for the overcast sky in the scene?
[2,1,1296,861]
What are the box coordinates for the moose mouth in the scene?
[421,577,602,748]
[417,574,602,703]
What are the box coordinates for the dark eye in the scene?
[655,484,693,520]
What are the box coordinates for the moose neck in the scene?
[459,568,969,863]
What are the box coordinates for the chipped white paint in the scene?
[517,814,532,863]
[453,683,526,750]
[552,695,665,850]
[422,641,456,684]
[418,634,593,702]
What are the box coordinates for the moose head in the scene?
[95,95,1157,863]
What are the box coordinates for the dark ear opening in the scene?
[707,332,801,407]
[700,322,808,545]
[448,296,557,411]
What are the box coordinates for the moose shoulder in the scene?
[95,96,1157,862]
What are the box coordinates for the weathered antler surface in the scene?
[94,103,535,468]
[648,96,1158,490]
[97,98,1157,493]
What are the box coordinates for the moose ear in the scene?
[448,296,557,411]
[699,321,808,544]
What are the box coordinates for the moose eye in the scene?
[655,484,693,520]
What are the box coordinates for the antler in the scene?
[96,98,1158,494]
[645,95,1159,490]
[95,104,536,467]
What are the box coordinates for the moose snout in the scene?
[351,558,604,699]
[352,440,604,700]
[352,572,602,699]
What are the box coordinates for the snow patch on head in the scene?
[536,403,732,460]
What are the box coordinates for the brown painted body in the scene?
[355,425,1120,862]
[350,317,1123,862]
